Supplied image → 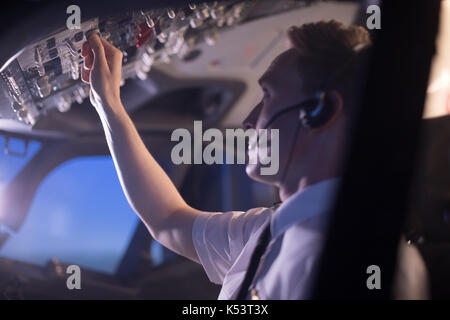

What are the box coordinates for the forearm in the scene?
[81,34,201,262]
[98,102,191,236]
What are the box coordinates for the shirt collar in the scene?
[270,178,341,238]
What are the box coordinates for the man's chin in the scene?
[246,163,273,184]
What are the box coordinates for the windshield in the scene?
[0,155,139,274]
[0,135,41,188]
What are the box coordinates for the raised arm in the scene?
[81,33,201,263]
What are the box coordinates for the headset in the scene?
[261,91,333,130]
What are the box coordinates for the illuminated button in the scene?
[135,22,153,48]
[11,101,22,112]
[17,109,28,120]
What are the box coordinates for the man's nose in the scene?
[243,103,262,130]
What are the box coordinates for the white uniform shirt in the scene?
[192,178,340,299]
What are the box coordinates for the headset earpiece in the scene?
[261,91,336,130]
[299,91,335,129]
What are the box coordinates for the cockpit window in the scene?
[0,156,139,274]
[0,135,41,187]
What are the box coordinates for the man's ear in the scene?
[324,90,344,126]
[327,90,344,114]
[310,90,344,131]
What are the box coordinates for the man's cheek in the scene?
[259,129,280,176]
[248,148,258,164]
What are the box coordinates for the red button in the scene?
[134,22,154,47]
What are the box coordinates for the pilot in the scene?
[81,20,372,299]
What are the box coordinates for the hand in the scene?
[81,33,124,112]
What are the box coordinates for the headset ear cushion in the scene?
[299,92,334,128]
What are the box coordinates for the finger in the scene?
[84,53,94,72]
[81,41,90,57]
[100,37,123,78]
[87,33,108,71]
[81,68,90,84]
[100,37,118,52]
[82,42,94,71]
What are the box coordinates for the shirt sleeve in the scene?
[192,207,271,285]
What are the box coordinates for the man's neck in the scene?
[279,176,309,201]
[278,175,339,201]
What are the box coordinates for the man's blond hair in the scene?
[287,20,372,101]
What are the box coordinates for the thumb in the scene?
[87,32,108,71]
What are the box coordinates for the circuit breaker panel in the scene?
[0,1,314,127]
